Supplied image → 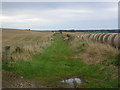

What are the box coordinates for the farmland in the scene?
[2,29,119,88]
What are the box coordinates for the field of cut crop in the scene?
[2,29,119,88]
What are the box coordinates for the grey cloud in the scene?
[1,2,118,30]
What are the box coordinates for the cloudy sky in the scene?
[1,2,118,30]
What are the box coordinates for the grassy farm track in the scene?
[3,33,119,88]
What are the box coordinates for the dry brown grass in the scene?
[70,35,118,65]
[81,41,118,64]
[2,29,54,61]
[11,43,42,61]
[2,29,119,64]
[2,29,53,46]
[11,39,52,61]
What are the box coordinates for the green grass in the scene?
[3,34,118,88]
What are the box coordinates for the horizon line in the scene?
[0,27,119,31]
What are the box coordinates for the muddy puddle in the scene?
[61,78,82,88]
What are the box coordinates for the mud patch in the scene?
[2,71,46,88]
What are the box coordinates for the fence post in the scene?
[5,46,11,62]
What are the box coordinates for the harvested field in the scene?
[2,29,119,88]
[2,29,54,61]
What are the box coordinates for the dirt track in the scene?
[2,71,46,88]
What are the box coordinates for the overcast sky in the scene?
[1,2,118,30]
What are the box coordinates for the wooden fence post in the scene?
[5,46,11,62]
